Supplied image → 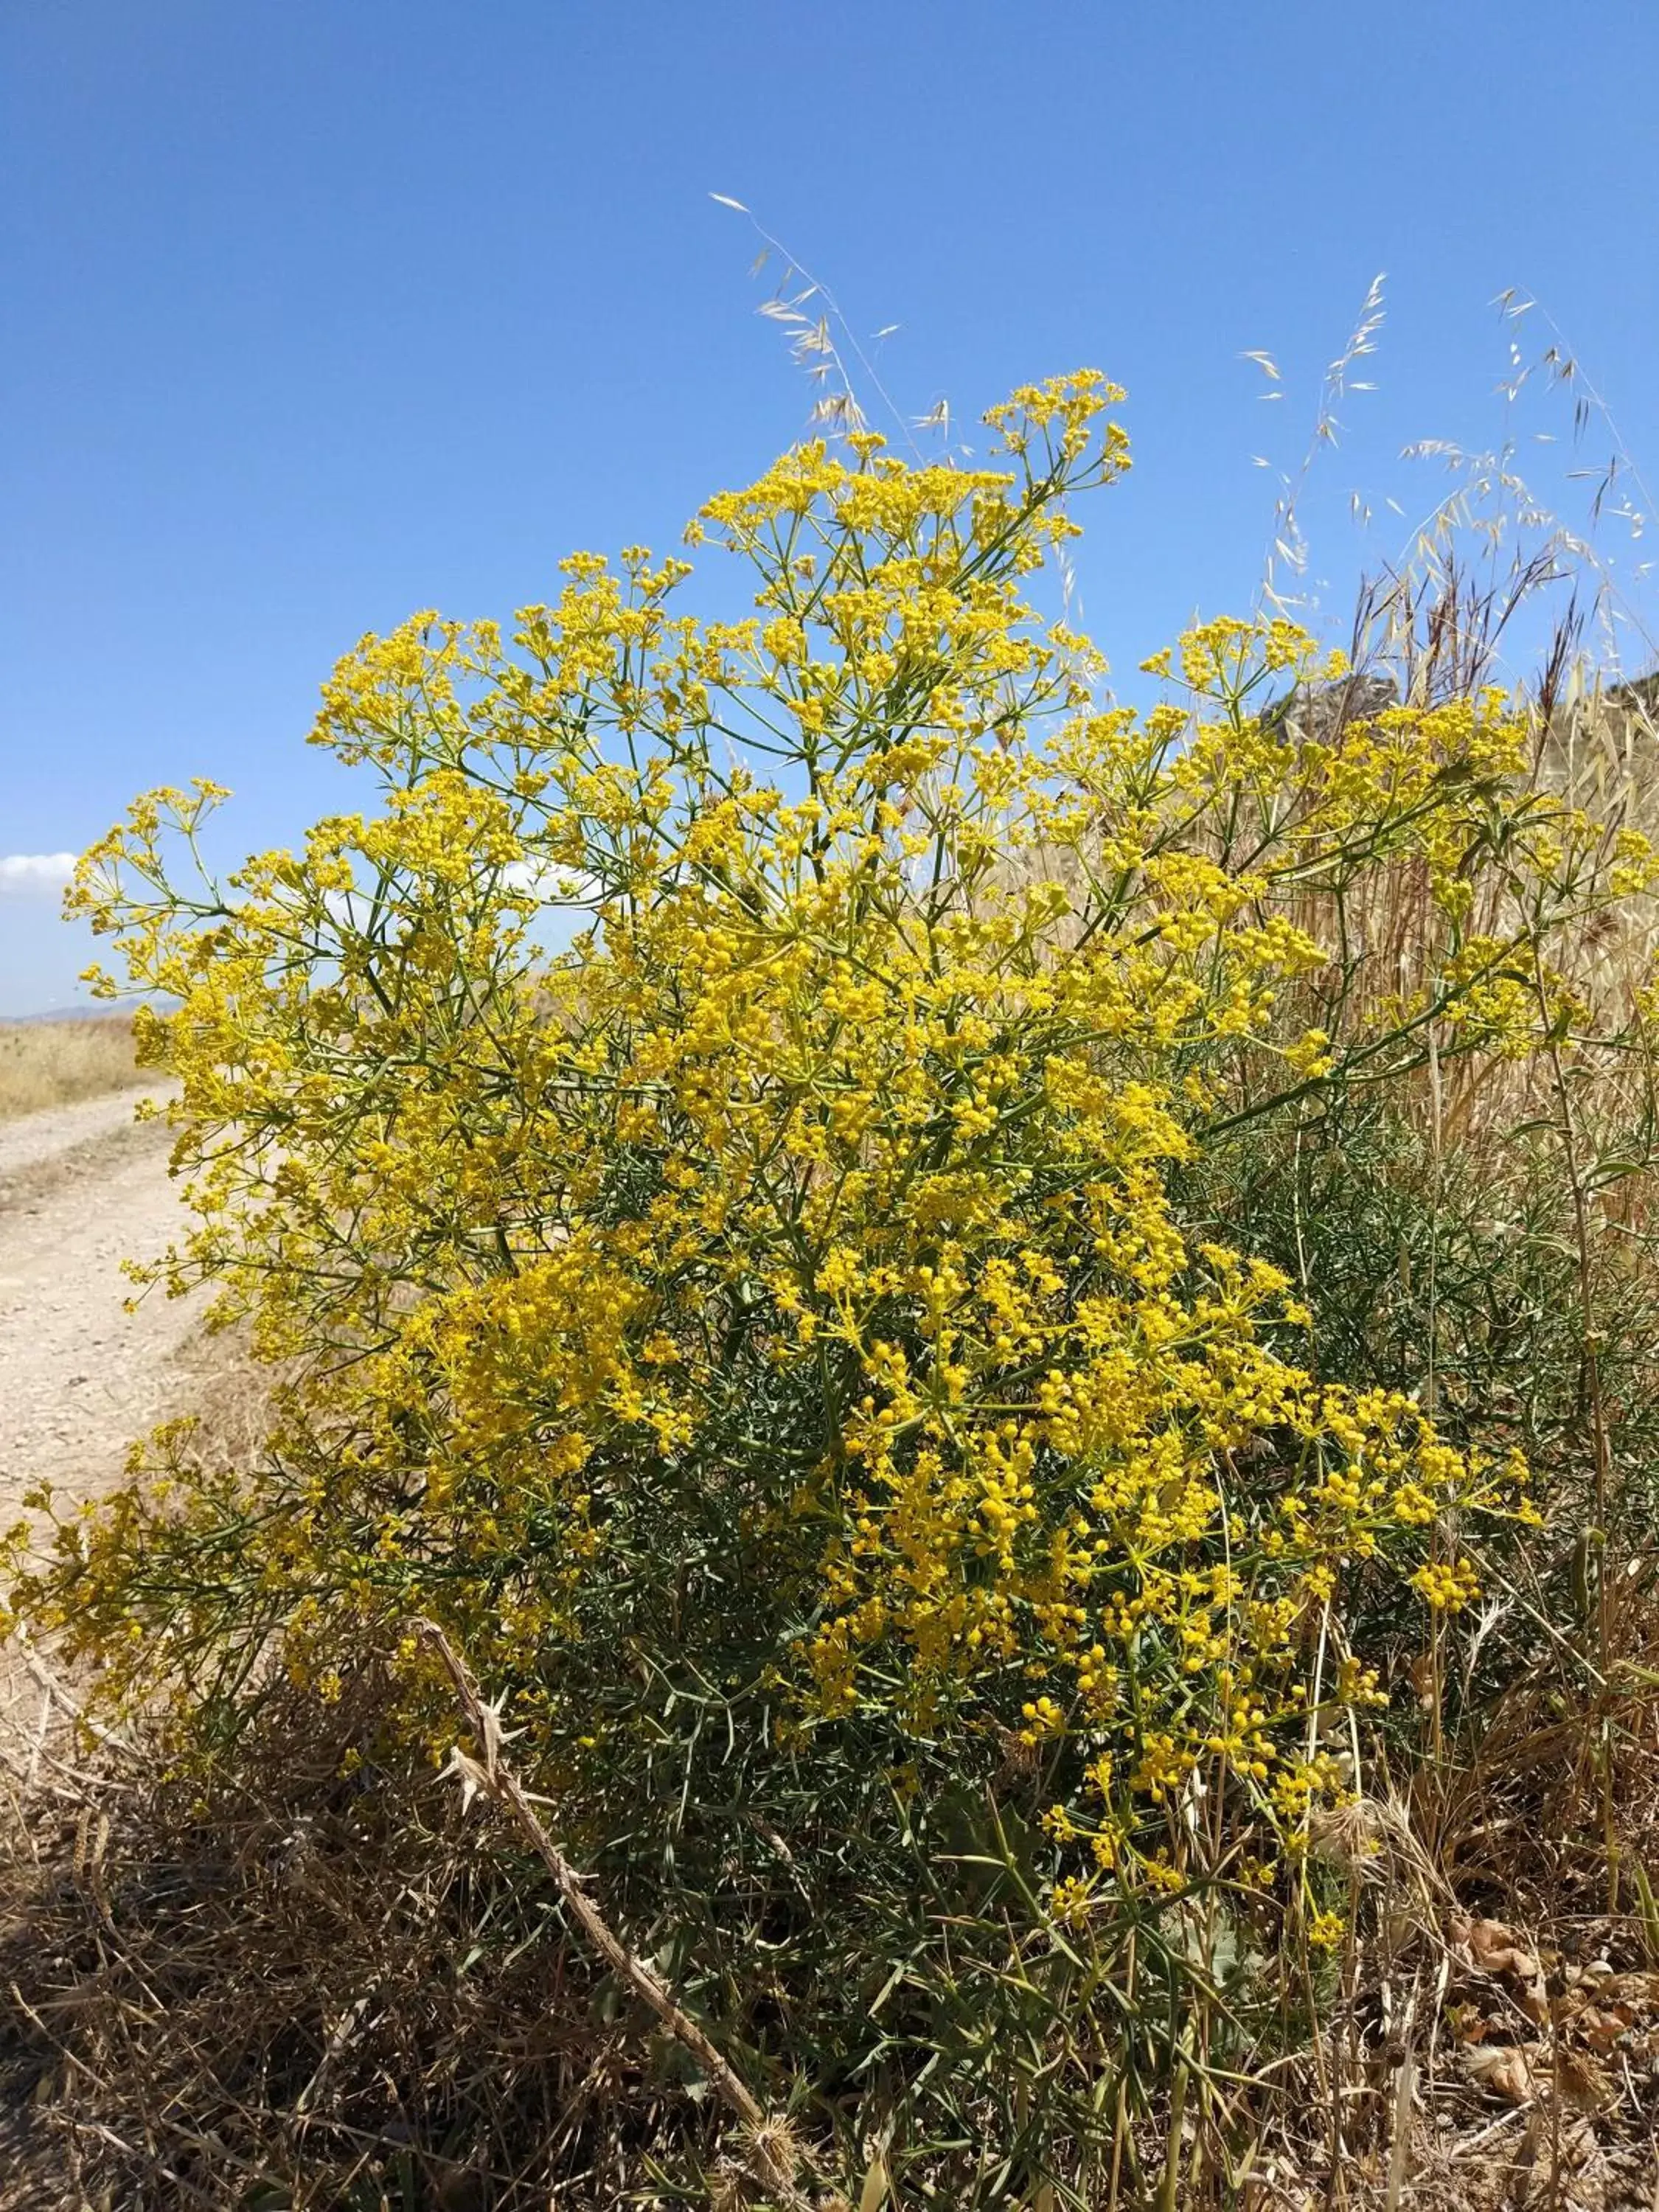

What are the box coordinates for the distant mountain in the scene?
[1,1001,172,1028]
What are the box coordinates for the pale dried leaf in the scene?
[1454,1913,1543,1983]
[1462,2042,1537,2104]
[1556,2051,1613,2111]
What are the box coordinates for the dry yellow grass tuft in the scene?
[0,1015,144,1123]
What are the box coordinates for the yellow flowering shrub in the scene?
[7,370,1650,2191]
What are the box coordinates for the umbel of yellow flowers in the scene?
[10,372,1635,1927]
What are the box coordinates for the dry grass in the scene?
[0,1015,145,1123]
[6,1641,1659,2206]
[0,1733,734,2209]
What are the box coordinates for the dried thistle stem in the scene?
[410,1615,827,2210]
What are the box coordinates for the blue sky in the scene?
[4,1,1658,1013]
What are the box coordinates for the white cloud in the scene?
[0,852,77,896]
[503,860,597,902]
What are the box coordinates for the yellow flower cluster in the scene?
[10,370,1645,1916]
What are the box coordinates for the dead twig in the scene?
[408,1615,830,2211]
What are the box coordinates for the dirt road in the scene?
[0,1088,200,1529]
